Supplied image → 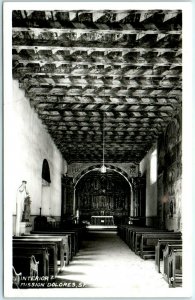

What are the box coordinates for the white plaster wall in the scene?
[4,80,67,220]
[139,143,157,218]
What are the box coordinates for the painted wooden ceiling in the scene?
[12,10,182,163]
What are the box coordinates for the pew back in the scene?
[13,239,58,276]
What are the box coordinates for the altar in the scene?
[91,215,114,226]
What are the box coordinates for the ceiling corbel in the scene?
[53,32,59,40]
[51,11,57,21]
[52,49,58,55]
[69,50,77,56]
[96,75,103,79]
[21,11,26,19]
[163,11,179,22]
[39,61,46,67]
[175,49,182,57]
[136,33,147,41]
[15,48,21,54]
[25,10,34,18]
[114,33,123,41]
[55,62,63,68]
[115,12,129,22]
[34,46,39,54]
[139,12,154,22]
[69,12,77,21]
[121,50,131,57]
[87,50,94,56]
[45,11,52,20]
[156,33,168,42]
[169,64,179,70]
[127,80,139,88]
[92,12,105,22]
[157,49,167,57]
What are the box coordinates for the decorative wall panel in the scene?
[157,110,182,231]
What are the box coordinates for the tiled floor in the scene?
[56,231,169,290]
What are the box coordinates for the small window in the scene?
[42,159,51,183]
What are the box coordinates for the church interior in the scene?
[5,8,184,292]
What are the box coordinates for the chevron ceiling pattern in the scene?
[12,10,182,163]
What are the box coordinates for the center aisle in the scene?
[56,231,168,289]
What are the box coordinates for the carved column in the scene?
[130,177,146,221]
[61,175,74,221]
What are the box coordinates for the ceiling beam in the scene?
[12,27,181,36]
[18,72,182,80]
[13,59,182,68]
[31,95,181,105]
[21,79,181,90]
[13,45,181,55]
[26,87,182,97]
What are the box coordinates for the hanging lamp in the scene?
[100,112,106,173]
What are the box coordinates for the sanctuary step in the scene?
[87,225,117,231]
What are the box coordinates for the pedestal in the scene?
[20,222,32,235]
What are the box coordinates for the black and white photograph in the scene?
[3,1,192,298]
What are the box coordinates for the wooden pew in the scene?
[168,249,182,288]
[117,225,147,249]
[13,254,39,277]
[140,232,182,259]
[117,225,164,254]
[52,229,79,254]
[12,266,22,288]
[24,234,70,266]
[155,239,182,273]
[117,225,130,246]
[59,223,87,249]
[16,236,65,269]
[13,239,59,277]
[13,245,49,276]
[31,230,76,259]
[13,237,63,271]
[133,229,167,254]
[163,243,182,282]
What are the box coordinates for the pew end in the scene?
[30,255,39,277]
[12,266,22,289]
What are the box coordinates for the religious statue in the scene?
[22,193,31,222]
[15,181,30,236]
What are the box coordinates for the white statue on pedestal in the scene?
[15,181,28,236]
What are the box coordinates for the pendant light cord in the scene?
[103,113,105,166]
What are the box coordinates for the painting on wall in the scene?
[168,195,176,218]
